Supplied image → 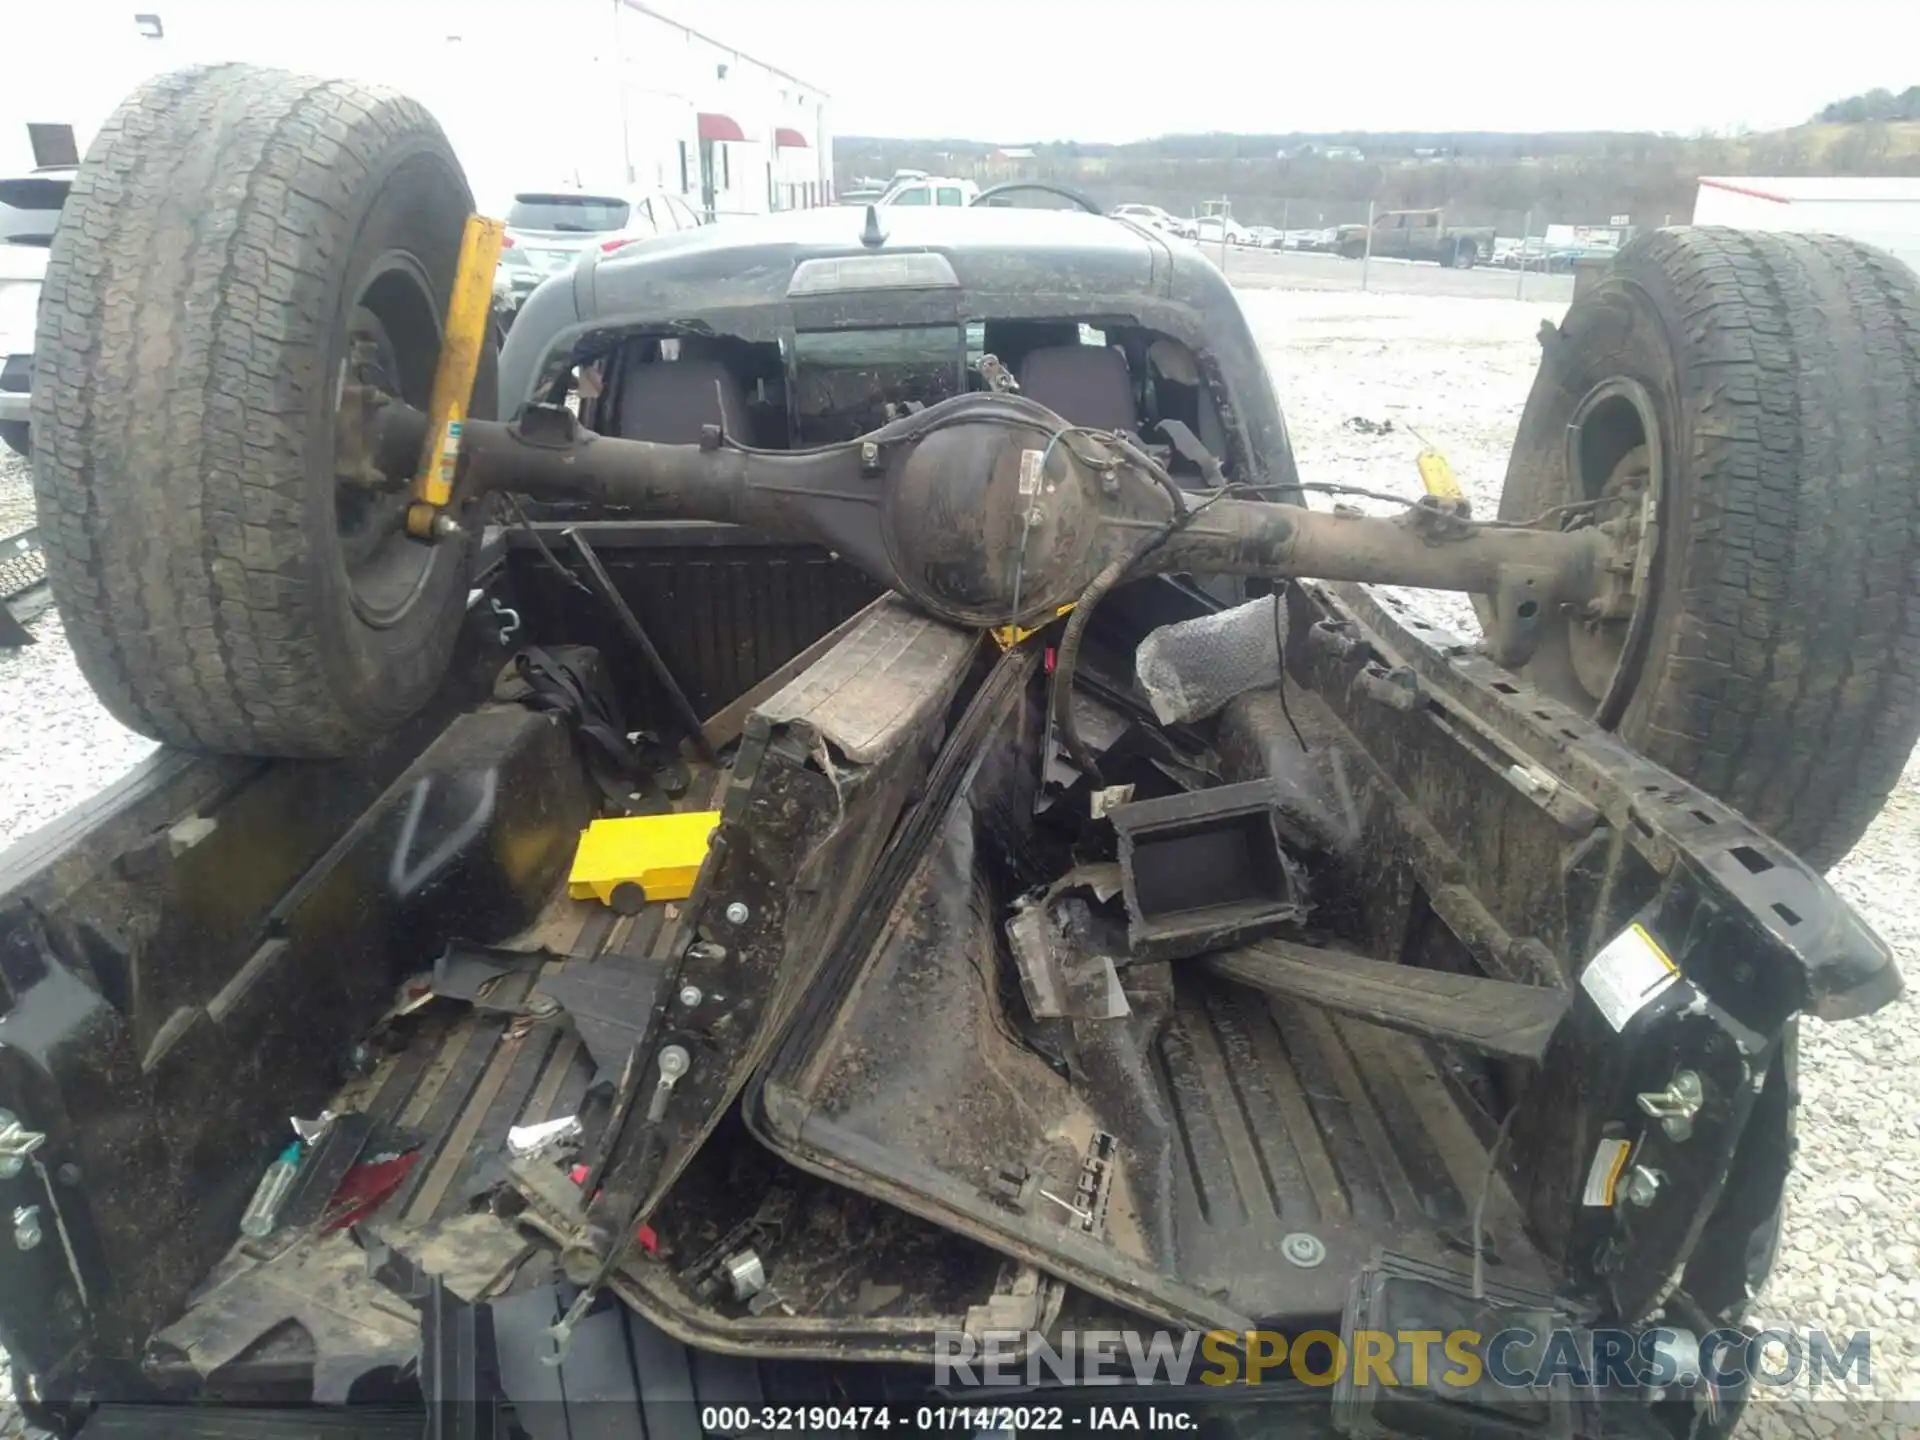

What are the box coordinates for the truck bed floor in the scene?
[750,771,1552,1331]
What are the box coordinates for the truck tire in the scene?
[1498,227,1920,869]
[30,64,486,758]
[0,421,26,458]
[1450,239,1478,269]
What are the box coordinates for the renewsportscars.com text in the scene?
[935,1327,1872,1391]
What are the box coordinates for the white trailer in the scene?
[1693,177,1920,274]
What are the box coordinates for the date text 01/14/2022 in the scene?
[700,1404,1201,1432]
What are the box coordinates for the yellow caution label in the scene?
[1416,448,1464,500]
[1583,1137,1634,1207]
[1580,922,1680,1033]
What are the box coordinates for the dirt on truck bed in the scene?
[6,59,1920,1440]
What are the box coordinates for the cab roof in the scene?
[495,202,1293,487]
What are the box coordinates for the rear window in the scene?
[505,194,630,232]
[792,325,963,443]
[0,175,72,246]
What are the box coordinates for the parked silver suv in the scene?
[0,166,75,457]
[493,186,704,326]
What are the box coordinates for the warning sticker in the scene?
[1583,1137,1634,1207]
[1018,448,1046,495]
[1580,923,1680,1032]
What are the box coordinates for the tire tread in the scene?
[31,64,462,756]
[1501,225,1920,868]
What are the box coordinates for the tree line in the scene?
[837,90,1920,233]
[1819,86,1920,123]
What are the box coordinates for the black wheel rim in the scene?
[1525,376,1665,726]
[333,253,444,628]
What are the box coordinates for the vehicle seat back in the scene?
[616,359,751,444]
[1017,345,1135,432]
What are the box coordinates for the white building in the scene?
[606,3,831,218]
[0,0,833,220]
[1692,177,1920,274]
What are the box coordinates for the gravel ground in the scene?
[0,452,157,853]
[2,291,1917,1432]
[1221,244,1579,305]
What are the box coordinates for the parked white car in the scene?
[876,175,979,207]
[0,166,75,457]
[494,186,705,320]
[1109,203,1184,234]
[1188,215,1254,246]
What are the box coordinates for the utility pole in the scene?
[1516,208,1532,300]
[1362,199,1374,292]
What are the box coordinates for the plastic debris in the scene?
[507,1114,582,1159]
[291,1111,338,1144]
[240,1142,303,1239]
[321,1152,419,1232]
[567,811,721,911]
[723,1249,767,1301]
[1007,865,1132,1021]
[1135,594,1287,725]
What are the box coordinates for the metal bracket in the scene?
[976,353,1019,393]
[0,528,49,648]
[0,1110,46,1179]
[1636,1069,1705,1141]
[1354,661,1421,711]
[360,1226,506,1434]
[1401,492,1475,540]
[645,1044,691,1123]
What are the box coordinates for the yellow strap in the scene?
[990,603,1076,649]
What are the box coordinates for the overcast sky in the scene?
[3,0,1917,153]
[667,0,1920,140]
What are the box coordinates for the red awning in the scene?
[774,126,809,149]
[1697,177,1791,204]
[697,112,746,143]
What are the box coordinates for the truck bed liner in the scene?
[747,678,1553,1334]
[755,932,1548,1332]
[333,806,708,1229]
[1158,975,1517,1278]
[155,754,1073,1393]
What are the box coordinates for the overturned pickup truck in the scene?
[4,65,1919,1438]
